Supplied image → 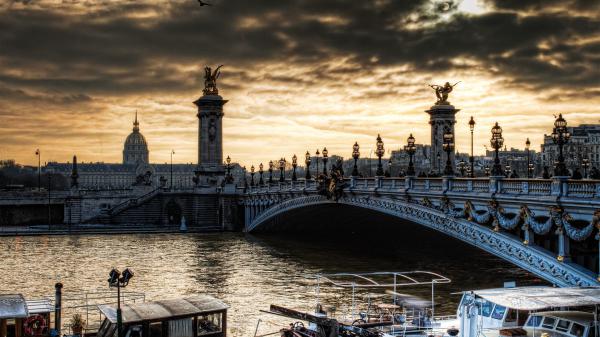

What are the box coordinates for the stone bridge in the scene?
[242,176,600,287]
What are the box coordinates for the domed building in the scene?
[123,111,149,165]
[46,111,198,189]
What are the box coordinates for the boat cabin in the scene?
[524,311,596,337]
[96,296,228,337]
[458,287,600,337]
[0,294,54,337]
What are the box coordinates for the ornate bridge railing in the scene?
[241,176,600,287]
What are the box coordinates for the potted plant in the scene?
[70,313,85,336]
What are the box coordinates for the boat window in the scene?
[505,309,518,323]
[150,322,163,337]
[556,320,571,332]
[480,300,493,317]
[97,319,111,337]
[126,325,143,337]
[169,318,193,337]
[197,314,222,336]
[526,315,543,327]
[569,323,585,337]
[542,317,557,329]
[491,304,507,320]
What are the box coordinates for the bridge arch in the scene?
[246,194,598,287]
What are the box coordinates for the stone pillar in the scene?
[194,94,227,186]
[426,104,459,174]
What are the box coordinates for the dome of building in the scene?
[123,111,149,165]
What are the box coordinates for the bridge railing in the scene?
[241,176,600,200]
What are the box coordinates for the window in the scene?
[480,300,493,317]
[542,317,557,329]
[505,309,518,323]
[491,304,507,320]
[197,314,222,336]
[150,322,163,337]
[570,323,585,337]
[556,320,571,332]
[526,315,542,327]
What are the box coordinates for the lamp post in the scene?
[226,156,232,182]
[583,157,590,179]
[35,149,41,190]
[490,122,504,176]
[375,134,385,176]
[315,149,320,175]
[250,165,255,186]
[268,160,274,183]
[47,174,52,226]
[469,116,475,177]
[405,134,416,176]
[322,147,328,175]
[292,154,297,181]
[243,166,248,189]
[525,138,531,178]
[170,149,175,189]
[352,142,360,177]
[442,127,455,176]
[108,268,134,337]
[279,158,285,182]
[552,113,571,177]
[305,151,312,179]
[259,163,264,185]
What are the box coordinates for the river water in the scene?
[0,227,544,337]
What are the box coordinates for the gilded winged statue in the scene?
[203,65,223,95]
[429,81,460,105]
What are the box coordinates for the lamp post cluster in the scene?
[442,127,455,176]
[375,134,385,176]
[352,142,360,177]
[405,134,416,176]
[552,113,571,177]
[108,268,134,337]
[490,122,504,176]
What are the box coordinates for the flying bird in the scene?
[198,0,213,6]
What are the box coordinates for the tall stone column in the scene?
[193,65,227,186]
[426,84,460,174]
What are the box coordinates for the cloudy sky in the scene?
[1,0,599,166]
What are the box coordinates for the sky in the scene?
[0,0,599,166]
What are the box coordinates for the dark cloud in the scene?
[0,0,598,98]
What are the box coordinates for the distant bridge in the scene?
[242,176,600,287]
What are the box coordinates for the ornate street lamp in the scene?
[582,156,590,179]
[405,134,416,176]
[469,116,475,177]
[259,163,264,185]
[525,138,531,178]
[35,149,41,190]
[292,154,298,181]
[268,160,274,183]
[352,142,360,177]
[375,134,385,176]
[490,122,504,176]
[226,155,232,181]
[459,159,466,177]
[442,127,455,176]
[279,157,285,182]
[315,149,320,175]
[305,151,311,179]
[552,113,571,176]
[108,268,134,337]
[250,165,255,186]
[322,147,329,175]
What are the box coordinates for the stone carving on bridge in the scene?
[316,161,347,201]
[203,65,223,96]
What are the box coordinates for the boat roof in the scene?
[0,294,28,319]
[98,295,228,324]
[312,271,451,288]
[470,287,600,310]
[531,311,594,325]
[26,299,53,314]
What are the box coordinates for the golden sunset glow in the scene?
[1,0,599,167]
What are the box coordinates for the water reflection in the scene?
[0,225,544,337]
